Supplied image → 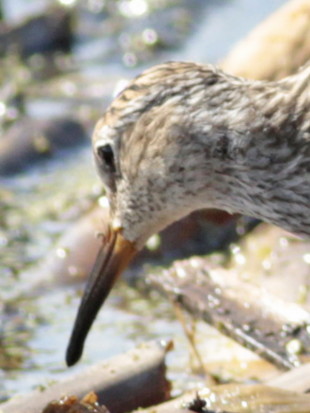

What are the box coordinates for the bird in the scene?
[66,61,310,366]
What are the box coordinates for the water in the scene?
[0,0,287,402]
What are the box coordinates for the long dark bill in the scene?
[65,228,136,366]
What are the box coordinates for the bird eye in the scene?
[96,144,116,174]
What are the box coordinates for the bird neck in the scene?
[191,66,310,237]
[244,65,310,138]
[283,63,310,104]
[264,64,310,134]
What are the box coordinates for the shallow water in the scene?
[0,0,287,402]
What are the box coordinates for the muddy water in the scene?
[0,0,287,402]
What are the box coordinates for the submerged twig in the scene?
[146,257,310,370]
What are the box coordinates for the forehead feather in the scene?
[93,61,218,146]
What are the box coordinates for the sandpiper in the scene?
[66,61,310,366]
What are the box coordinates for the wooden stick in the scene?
[0,341,171,413]
[147,257,310,369]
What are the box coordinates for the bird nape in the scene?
[66,61,310,366]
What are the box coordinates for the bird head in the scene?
[66,62,238,366]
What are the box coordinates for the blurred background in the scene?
[0,0,294,402]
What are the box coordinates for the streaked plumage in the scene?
[66,61,310,366]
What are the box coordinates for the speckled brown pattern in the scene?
[66,61,310,366]
[93,61,310,247]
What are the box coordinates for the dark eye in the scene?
[96,144,116,174]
